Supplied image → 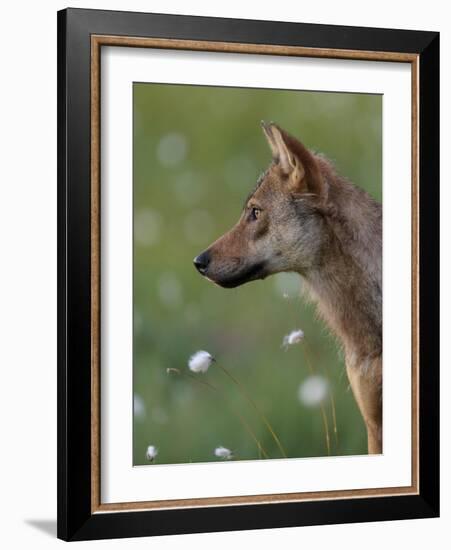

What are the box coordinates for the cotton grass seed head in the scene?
[214,446,233,460]
[298,375,329,407]
[133,393,146,420]
[282,329,304,349]
[145,445,158,462]
[188,350,215,373]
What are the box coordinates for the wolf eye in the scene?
[250,207,261,221]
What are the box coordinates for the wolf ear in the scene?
[261,121,305,180]
[261,122,326,201]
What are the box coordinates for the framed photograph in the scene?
[57,8,439,541]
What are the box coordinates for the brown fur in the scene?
[194,123,382,454]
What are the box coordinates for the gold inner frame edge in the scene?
[90,35,420,514]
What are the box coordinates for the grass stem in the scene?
[168,369,270,459]
[216,363,287,459]
[301,345,332,456]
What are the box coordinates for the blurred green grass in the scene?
[133,83,382,465]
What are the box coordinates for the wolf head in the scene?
[194,122,330,288]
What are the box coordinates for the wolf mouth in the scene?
[208,261,267,289]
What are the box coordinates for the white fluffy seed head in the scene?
[298,375,329,407]
[214,446,233,460]
[282,329,305,348]
[145,445,158,461]
[188,350,215,373]
[133,393,146,420]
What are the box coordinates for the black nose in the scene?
[193,251,210,274]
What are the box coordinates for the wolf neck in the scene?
[301,175,382,361]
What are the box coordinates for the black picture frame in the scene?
[57,7,439,541]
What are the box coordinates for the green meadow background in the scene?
[133,83,382,466]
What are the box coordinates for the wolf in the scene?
[193,122,382,454]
